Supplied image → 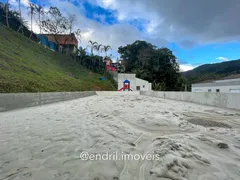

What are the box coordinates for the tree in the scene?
[41,6,69,49]
[77,46,87,64]
[18,0,21,20]
[88,40,98,55]
[94,44,102,55]
[5,0,9,27]
[41,7,68,35]
[118,40,182,91]
[74,29,82,43]
[94,44,103,70]
[28,2,35,38]
[102,45,112,57]
[68,14,76,34]
[35,4,43,34]
[17,0,23,33]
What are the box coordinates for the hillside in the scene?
[0,25,116,92]
[182,59,240,84]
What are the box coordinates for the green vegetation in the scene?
[0,25,116,92]
[118,41,185,91]
[182,60,240,84]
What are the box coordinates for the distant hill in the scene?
[0,25,115,92]
[182,59,240,84]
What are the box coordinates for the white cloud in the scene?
[21,0,30,7]
[180,64,196,72]
[216,57,229,61]
[9,0,18,6]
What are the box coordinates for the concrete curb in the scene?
[0,91,96,112]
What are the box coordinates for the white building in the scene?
[118,74,152,91]
[192,78,240,93]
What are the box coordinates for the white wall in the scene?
[117,74,152,91]
[192,85,240,93]
[136,78,152,91]
[141,91,240,110]
[118,74,136,91]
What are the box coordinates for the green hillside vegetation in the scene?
[182,60,240,84]
[0,25,116,92]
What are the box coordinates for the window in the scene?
[143,85,145,88]
[216,89,220,92]
[136,86,141,91]
[208,89,212,92]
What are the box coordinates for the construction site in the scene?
[0,91,240,180]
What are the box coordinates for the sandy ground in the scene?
[0,94,240,180]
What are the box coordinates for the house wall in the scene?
[136,78,152,91]
[61,44,76,54]
[117,74,152,91]
[118,74,136,91]
[192,85,240,93]
[192,79,240,93]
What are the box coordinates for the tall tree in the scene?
[94,44,103,70]
[35,4,43,34]
[77,46,87,64]
[17,0,23,33]
[74,29,81,43]
[5,0,9,27]
[68,14,76,34]
[41,7,68,35]
[118,40,182,91]
[28,2,35,38]
[41,6,69,47]
[18,0,21,20]
[102,45,112,57]
[88,40,98,55]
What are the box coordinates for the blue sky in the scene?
[4,0,240,71]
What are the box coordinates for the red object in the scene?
[118,87,124,91]
[106,65,117,72]
[111,67,117,72]
[106,65,112,71]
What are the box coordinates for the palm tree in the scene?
[29,2,35,38]
[17,0,24,34]
[75,29,82,42]
[102,45,112,57]
[94,44,103,71]
[35,4,43,34]
[18,0,21,19]
[77,47,87,64]
[88,40,98,55]
[5,0,9,27]
[94,44,102,54]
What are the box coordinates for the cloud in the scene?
[7,0,240,61]
[180,64,196,72]
[216,57,229,61]
[21,0,30,7]
[95,0,240,46]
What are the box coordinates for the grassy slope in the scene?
[0,25,116,92]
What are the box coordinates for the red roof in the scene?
[44,34,78,47]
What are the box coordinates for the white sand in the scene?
[0,94,240,180]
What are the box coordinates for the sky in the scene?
[4,0,240,71]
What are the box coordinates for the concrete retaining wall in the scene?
[141,91,240,110]
[0,91,96,112]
